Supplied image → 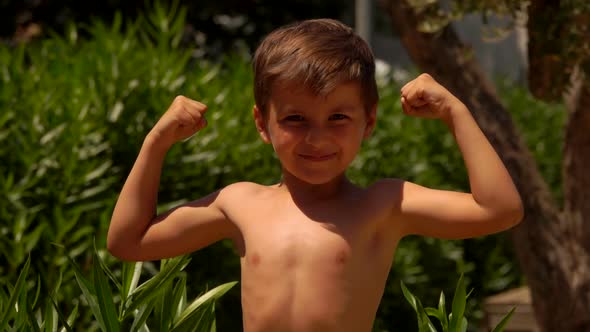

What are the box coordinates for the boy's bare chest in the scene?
[234,196,396,270]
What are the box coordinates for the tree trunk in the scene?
[379,1,590,331]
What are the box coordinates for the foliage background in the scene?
[0,2,565,331]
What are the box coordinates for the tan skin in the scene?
[107,74,524,332]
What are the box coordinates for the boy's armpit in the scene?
[384,180,519,240]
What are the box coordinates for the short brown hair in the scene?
[253,18,378,114]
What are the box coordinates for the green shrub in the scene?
[0,247,236,331]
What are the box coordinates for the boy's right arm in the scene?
[107,96,239,261]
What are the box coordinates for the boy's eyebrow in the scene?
[274,103,360,115]
[275,106,301,115]
[331,106,355,112]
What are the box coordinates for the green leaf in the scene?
[170,281,237,331]
[92,250,120,332]
[66,255,105,331]
[156,279,176,331]
[59,304,78,332]
[24,284,41,332]
[460,317,468,332]
[25,304,41,332]
[449,273,466,332]
[0,255,30,331]
[491,307,516,332]
[121,261,143,307]
[438,291,448,331]
[425,307,444,326]
[123,256,190,318]
[47,289,74,332]
[15,282,28,330]
[94,247,121,291]
[43,298,57,332]
[210,311,217,332]
[400,280,418,311]
[129,303,155,332]
[415,297,437,332]
[31,275,42,308]
[170,275,187,320]
[170,300,214,332]
[400,280,436,332]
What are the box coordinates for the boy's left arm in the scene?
[394,73,524,239]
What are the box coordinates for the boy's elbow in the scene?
[106,233,125,259]
[107,240,139,262]
[503,200,524,229]
[106,229,138,261]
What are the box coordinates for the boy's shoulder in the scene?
[219,181,266,194]
[367,178,405,196]
[217,181,276,203]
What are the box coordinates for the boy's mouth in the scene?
[298,153,337,161]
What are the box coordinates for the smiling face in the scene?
[254,81,376,185]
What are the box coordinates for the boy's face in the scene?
[254,81,376,185]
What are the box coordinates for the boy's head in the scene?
[252,18,378,116]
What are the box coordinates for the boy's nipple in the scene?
[249,252,261,267]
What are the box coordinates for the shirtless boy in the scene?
[107,18,524,332]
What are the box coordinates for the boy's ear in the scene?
[253,105,271,144]
[363,104,378,139]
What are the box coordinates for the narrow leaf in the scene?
[92,250,120,332]
[400,280,418,311]
[66,255,105,331]
[47,290,74,332]
[449,274,466,331]
[415,298,437,332]
[123,256,189,317]
[121,261,143,309]
[170,275,187,319]
[129,303,155,332]
[32,275,42,308]
[25,305,41,332]
[460,317,468,332]
[491,307,516,332]
[171,281,237,330]
[425,307,444,325]
[170,300,213,332]
[0,255,30,331]
[59,304,78,332]
[438,290,448,331]
[43,298,57,332]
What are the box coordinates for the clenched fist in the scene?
[149,95,208,149]
[400,73,463,122]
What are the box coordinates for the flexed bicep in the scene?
[118,189,239,261]
[396,181,517,240]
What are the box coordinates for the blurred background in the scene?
[1,0,583,331]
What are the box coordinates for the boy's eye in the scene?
[329,114,349,120]
[284,115,304,122]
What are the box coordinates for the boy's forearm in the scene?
[443,101,523,216]
[107,133,169,252]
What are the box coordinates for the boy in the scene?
[107,18,523,332]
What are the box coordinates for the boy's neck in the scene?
[276,171,354,202]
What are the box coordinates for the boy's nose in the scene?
[304,126,330,146]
